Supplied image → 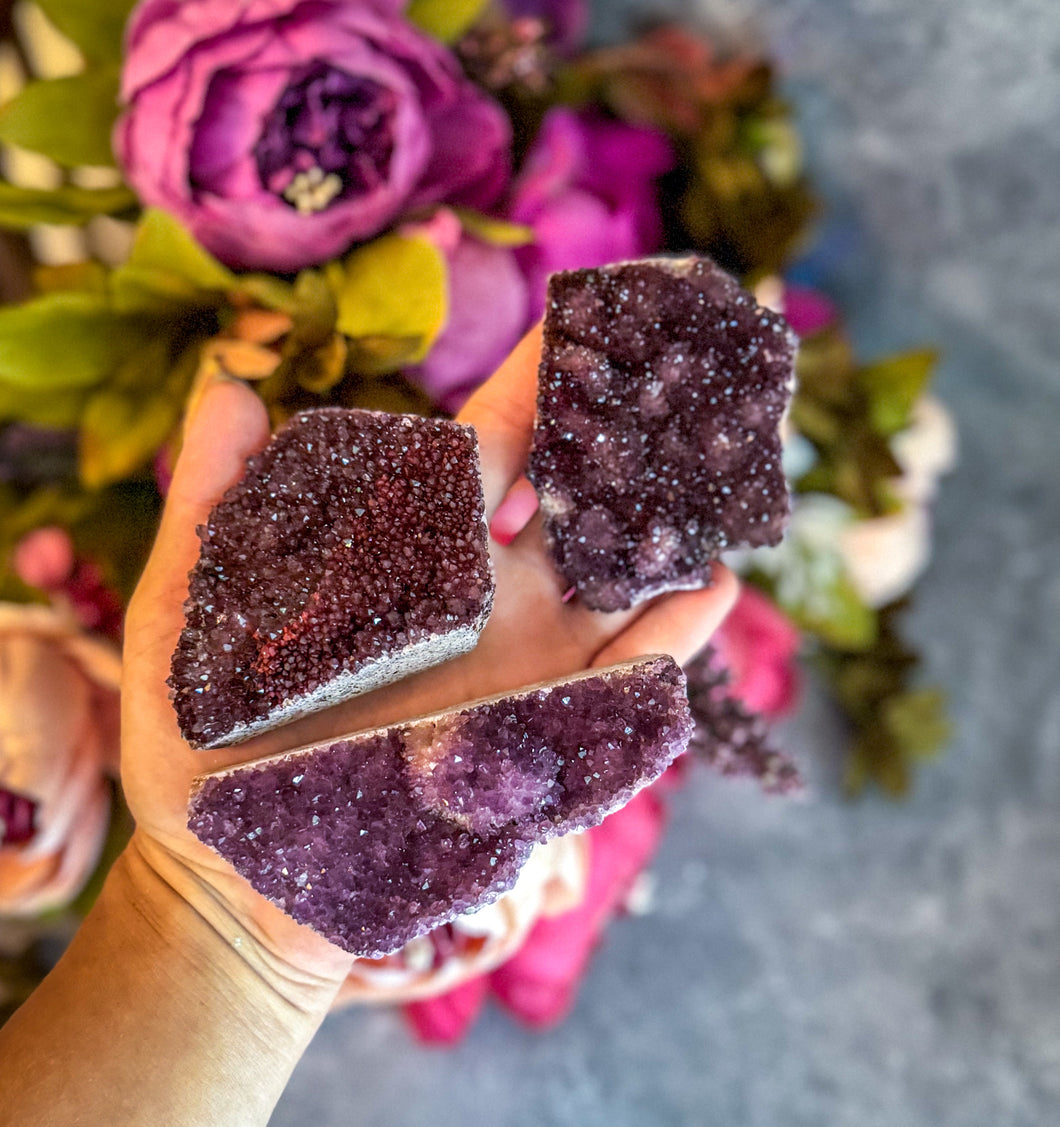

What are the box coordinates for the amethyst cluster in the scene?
[529,257,796,611]
[188,656,692,957]
[170,409,493,749]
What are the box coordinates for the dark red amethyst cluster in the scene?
[170,408,493,749]
[187,656,691,957]
[529,257,796,611]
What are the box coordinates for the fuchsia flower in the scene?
[404,209,530,412]
[404,788,667,1043]
[713,586,800,719]
[510,108,676,319]
[782,285,838,338]
[115,0,512,271]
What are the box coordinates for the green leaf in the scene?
[406,0,488,42]
[287,270,337,346]
[882,688,951,759]
[126,209,235,289]
[780,571,877,651]
[0,379,88,426]
[33,0,137,63]
[78,339,189,488]
[0,181,136,227]
[454,208,534,247]
[845,727,911,797]
[331,233,447,375]
[858,349,938,436]
[0,291,155,390]
[0,69,121,167]
[110,210,235,312]
[33,260,109,295]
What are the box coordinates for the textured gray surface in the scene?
[271,2,1060,1123]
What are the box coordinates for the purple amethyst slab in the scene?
[187,655,691,957]
[170,408,493,749]
[529,257,797,611]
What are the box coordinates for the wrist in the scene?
[122,831,354,1018]
[0,834,354,1126]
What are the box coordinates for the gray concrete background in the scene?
[271,2,1060,1123]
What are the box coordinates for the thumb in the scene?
[126,376,271,649]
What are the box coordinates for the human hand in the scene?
[119,327,737,997]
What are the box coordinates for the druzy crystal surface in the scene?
[187,656,691,957]
[529,257,797,611]
[684,646,801,796]
[170,408,493,749]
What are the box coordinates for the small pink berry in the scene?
[12,527,75,591]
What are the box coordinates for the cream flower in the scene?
[0,605,121,916]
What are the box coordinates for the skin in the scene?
[0,329,736,1126]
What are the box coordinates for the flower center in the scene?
[255,64,397,212]
[0,787,37,846]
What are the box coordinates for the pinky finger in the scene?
[589,567,739,669]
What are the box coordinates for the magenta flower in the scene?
[510,108,675,320]
[115,0,512,271]
[714,586,800,719]
[782,285,839,338]
[404,209,530,412]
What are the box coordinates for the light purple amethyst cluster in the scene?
[188,656,692,957]
[170,408,493,749]
[529,257,796,611]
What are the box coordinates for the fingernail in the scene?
[183,363,245,439]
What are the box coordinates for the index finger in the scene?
[457,323,542,515]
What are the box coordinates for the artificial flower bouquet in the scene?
[0,0,952,1039]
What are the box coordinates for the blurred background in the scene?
[275,3,1060,1124]
[1,0,1058,1123]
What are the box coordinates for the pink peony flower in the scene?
[510,108,675,320]
[404,209,530,412]
[405,788,667,1043]
[115,0,512,271]
[713,586,800,718]
[0,605,121,916]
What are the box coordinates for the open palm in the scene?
[119,328,736,981]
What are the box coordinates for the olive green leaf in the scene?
[0,68,121,167]
[407,0,488,43]
[882,688,951,759]
[79,386,179,489]
[33,260,109,295]
[788,571,877,651]
[858,349,938,436]
[110,209,235,312]
[33,0,138,64]
[454,208,534,247]
[290,334,349,394]
[329,233,448,375]
[286,269,338,346]
[0,380,88,427]
[0,182,136,228]
[78,338,197,489]
[0,291,156,390]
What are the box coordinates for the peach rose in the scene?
[0,605,121,916]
